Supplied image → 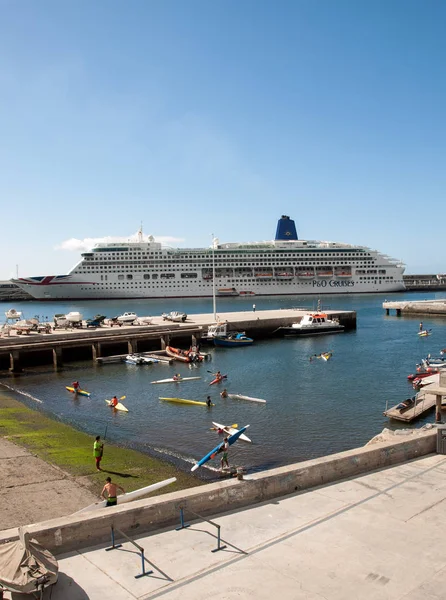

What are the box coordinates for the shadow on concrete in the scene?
[11,572,90,599]
[106,544,173,582]
[183,526,248,556]
[101,469,139,479]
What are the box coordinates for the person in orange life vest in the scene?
[110,396,119,407]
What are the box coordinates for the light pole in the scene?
[212,234,217,321]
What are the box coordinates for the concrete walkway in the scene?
[0,437,97,530]
[8,453,446,600]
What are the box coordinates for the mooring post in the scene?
[52,347,63,370]
[92,343,101,361]
[128,339,136,354]
[436,395,442,423]
[9,351,22,373]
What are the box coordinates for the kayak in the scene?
[66,386,90,397]
[105,399,129,412]
[212,421,252,443]
[159,397,214,407]
[74,477,177,513]
[418,330,432,337]
[209,374,228,386]
[151,377,202,384]
[191,425,250,471]
[227,393,266,404]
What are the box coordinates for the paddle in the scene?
[105,395,126,402]
[210,423,238,430]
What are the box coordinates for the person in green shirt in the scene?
[93,435,104,471]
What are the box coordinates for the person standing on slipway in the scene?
[93,435,104,471]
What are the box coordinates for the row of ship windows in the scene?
[80,277,396,289]
[78,264,380,274]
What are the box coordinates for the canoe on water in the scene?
[74,477,177,513]
[227,393,266,404]
[418,330,432,337]
[159,397,214,407]
[105,399,129,412]
[66,386,90,397]
[151,377,202,384]
[212,421,252,443]
[191,425,250,471]
[209,374,228,386]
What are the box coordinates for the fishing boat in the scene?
[117,312,138,324]
[151,376,201,384]
[214,332,254,347]
[159,397,214,406]
[274,313,345,337]
[201,322,228,342]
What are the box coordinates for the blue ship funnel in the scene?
[275,215,298,241]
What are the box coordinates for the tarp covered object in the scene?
[0,532,58,594]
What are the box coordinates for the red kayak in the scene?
[407,369,439,380]
[209,374,228,386]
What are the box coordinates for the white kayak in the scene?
[151,377,202,384]
[212,421,252,443]
[74,477,177,513]
[227,393,266,404]
[105,399,129,412]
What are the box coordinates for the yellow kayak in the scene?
[105,399,129,412]
[159,397,214,407]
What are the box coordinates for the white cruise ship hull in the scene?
[12,215,406,300]
[13,276,405,300]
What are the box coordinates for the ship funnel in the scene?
[275,215,298,241]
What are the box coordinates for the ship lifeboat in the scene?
[335,271,352,278]
[317,271,333,278]
[297,271,315,278]
[276,272,294,278]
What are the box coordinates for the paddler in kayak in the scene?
[220,388,228,398]
[213,371,223,383]
[172,374,181,381]
[110,396,119,408]
[72,381,80,393]
[206,395,212,407]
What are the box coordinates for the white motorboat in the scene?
[162,311,187,322]
[274,313,345,337]
[5,308,22,321]
[124,354,145,365]
[117,312,138,324]
[65,311,83,323]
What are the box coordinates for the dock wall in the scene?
[0,429,435,554]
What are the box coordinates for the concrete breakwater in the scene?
[383,299,446,317]
[0,308,356,371]
[0,428,434,555]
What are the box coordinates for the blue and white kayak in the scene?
[191,425,250,471]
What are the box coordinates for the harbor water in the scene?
[1,292,445,476]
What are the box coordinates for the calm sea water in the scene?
[1,291,445,477]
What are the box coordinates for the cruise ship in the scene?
[12,216,405,300]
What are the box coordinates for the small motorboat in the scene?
[214,332,254,347]
[124,354,145,365]
[117,312,138,324]
[165,346,204,363]
[162,311,187,322]
[274,313,345,337]
[5,308,22,321]
[66,312,83,324]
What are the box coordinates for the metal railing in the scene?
[105,525,153,578]
[176,506,226,553]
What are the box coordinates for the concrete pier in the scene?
[383,298,446,317]
[0,308,356,372]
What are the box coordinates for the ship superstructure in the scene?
[12,216,405,300]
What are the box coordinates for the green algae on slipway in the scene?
[0,391,201,497]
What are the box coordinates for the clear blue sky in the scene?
[0,0,444,278]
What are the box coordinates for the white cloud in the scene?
[55,233,185,252]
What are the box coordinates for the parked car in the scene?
[162,311,187,322]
